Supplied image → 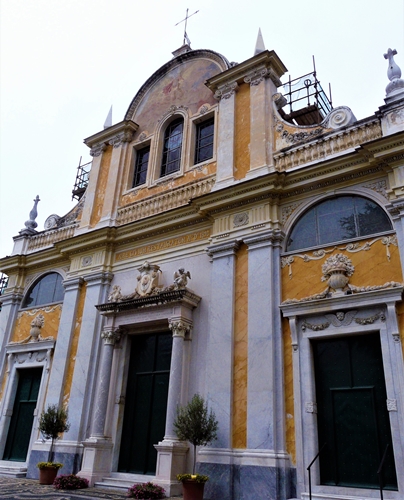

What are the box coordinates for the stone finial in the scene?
[255,28,265,56]
[383,48,404,97]
[104,106,112,129]
[20,195,40,235]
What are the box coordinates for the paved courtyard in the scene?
[0,477,181,500]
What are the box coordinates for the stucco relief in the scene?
[282,252,402,304]
[108,261,192,303]
[281,235,398,279]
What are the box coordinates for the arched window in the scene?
[160,118,183,177]
[22,272,64,308]
[286,195,392,252]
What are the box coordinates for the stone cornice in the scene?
[206,50,287,92]
[96,288,201,314]
[280,287,403,317]
[84,120,139,151]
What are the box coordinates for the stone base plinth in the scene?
[154,440,189,496]
[77,437,113,486]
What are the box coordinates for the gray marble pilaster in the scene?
[206,240,240,448]
[67,271,112,441]
[164,319,191,441]
[0,291,23,379]
[213,84,238,188]
[91,327,121,437]
[243,230,286,454]
[45,277,84,405]
[387,199,404,267]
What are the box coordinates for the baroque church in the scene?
[0,31,403,500]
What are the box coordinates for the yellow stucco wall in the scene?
[90,145,113,228]
[283,317,295,464]
[234,84,250,180]
[63,282,87,406]
[233,243,248,448]
[11,304,62,343]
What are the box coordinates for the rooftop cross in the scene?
[384,48,401,81]
[175,8,199,46]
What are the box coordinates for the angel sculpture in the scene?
[173,268,191,289]
[108,285,123,302]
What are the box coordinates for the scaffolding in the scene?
[72,157,92,201]
[280,57,333,126]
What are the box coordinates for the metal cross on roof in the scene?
[175,8,199,46]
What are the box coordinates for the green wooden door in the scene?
[118,332,172,475]
[3,367,43,461]
[313,334,397,490]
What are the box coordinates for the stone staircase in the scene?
[0,461,27,478]
[94,472,155,492]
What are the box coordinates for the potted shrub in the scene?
[127,481,166,499]
[37,404,70,485]
[174,394,218,500]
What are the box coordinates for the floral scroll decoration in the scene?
[281,235,398,279]
[282,250,402,304]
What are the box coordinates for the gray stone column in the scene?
[91,327,121,438]
[388,199,404,267]
[45,277,84,405]
[154,319,191,497]
[243,230,291,500]
[0,291,23,377]
[213,83,238,189]
[243,230,286,450]
[68,271,112,441]
[205,240,239,448]
[164,319,191,441]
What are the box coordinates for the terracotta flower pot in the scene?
[182,479,205,500]
[39,466,59,485]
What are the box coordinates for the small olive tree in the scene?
[173,394,218,474]
[38,404,70,462]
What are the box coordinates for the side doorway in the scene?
[312,333,397,490]
[118,332,172,475]
[2,367,43,462]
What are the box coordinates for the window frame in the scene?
[194,116,215,165]
[160,117,184,178]
[21,272,64,309]
[132,144,151,188]
[285,195,393,253]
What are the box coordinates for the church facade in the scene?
[0,38,403,500]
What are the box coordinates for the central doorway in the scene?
[312,333,397,490]
[118,332,172,475]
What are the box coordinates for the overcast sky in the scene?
[0,0,403,260]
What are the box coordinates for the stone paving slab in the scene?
[0,477,181,500]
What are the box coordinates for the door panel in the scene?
[118,333,172,475]
[313,334,397,490]
[3,367,43,461]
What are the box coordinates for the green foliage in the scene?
[39,405,70,440]
[37,462,63,469]
[174,394,218,447]
[38,404,70,462]
[176,473,209,483]
[127,481,166,499]
[173,394,218,474]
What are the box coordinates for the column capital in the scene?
[168,319,192,339]
[101,327,121,346]
[62,276,85,292]
[84,271,114,287]
[214,81,239,100]
[206,240,240,259]
[244,229,285,250]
